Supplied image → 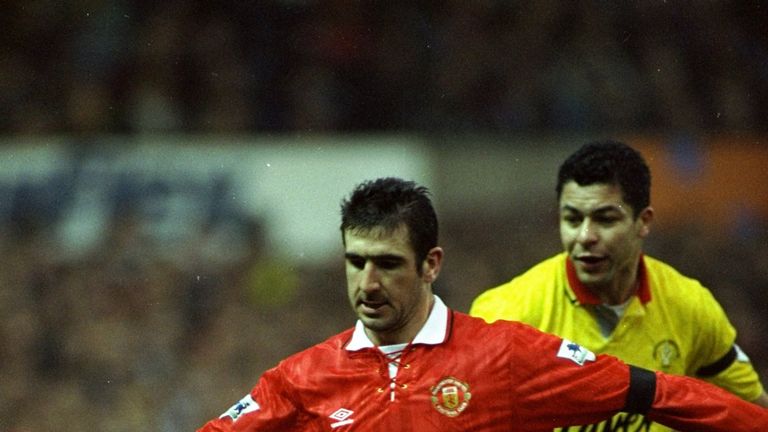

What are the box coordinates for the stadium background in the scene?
[2,2,767,430]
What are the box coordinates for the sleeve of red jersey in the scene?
[506,322,632,429]
[197,366,299,432]
[503,322,768,430]
[646,370,768,431]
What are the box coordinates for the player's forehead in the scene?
[559,181,630,214]
[344,225,414,257]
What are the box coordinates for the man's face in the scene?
[559,181,652,293]
[344,224,440,345]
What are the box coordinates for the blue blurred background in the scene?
[1,2,767,430]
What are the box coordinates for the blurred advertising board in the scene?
[0,137,432,263]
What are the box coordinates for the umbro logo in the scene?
[329,408,354,429]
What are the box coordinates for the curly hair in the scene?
[556,140,651,218]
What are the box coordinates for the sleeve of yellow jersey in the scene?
[688,281,765,403]
[707,347,766,403]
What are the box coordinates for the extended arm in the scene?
[506,322,767,431]
[638,368,768,431]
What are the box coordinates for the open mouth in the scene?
[574,255,607,271]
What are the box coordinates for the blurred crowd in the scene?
[0,205,352,430]
[2,1,768,134]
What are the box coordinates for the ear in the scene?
[637,206,654,238]
[421,247,444,283]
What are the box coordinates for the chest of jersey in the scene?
[291,344,517,431]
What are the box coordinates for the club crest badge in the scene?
[430,376,471,417]
[653,339,680,369]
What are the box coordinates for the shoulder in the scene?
[452,310,553,345]
[470,254,565,320]
[277,328,355,370]
[478,254,564,296]
[644,255,714,301]
[643,255,732,326]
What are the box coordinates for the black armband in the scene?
[625,366,656,414]
[696,345,737,377]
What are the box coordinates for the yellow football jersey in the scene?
[471,252,765,432]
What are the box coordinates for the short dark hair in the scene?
[340,177,438,266]
[556,140,651,217]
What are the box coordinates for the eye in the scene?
[593,214,620,225]
[562,214,582,226]
[374,258,402,270]
[375,255,407,270]
[347,256,365,270]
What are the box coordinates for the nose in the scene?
[360,261,381,292]
[576,220,598,244]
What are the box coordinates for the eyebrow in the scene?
[560,204,625,215]
[344,252,406,261]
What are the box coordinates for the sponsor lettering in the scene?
[560,413,653,431]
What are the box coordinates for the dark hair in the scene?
[556,140,651,218]
[340,177,438,266]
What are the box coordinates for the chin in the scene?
[577,272,607,287]
[360,316,390,332]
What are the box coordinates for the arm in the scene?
[531,350,768,431]
[644,368,768,431]
[698,344,768,404]
[505,322,767,430]
[690,288,767,403]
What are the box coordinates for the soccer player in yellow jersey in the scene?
[470,141,768,431]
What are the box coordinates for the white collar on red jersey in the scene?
[346,295,448,351]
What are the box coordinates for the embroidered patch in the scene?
[557,339,596,366]
[653,339,680,369]
[220,394,260,421]
[430,376,471,417]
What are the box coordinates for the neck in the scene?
[600,268,639,305]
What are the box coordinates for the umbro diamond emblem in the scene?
[329,408,354,429]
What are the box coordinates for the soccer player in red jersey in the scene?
[199,177,767,431]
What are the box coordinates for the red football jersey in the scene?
[199,297,767,431]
